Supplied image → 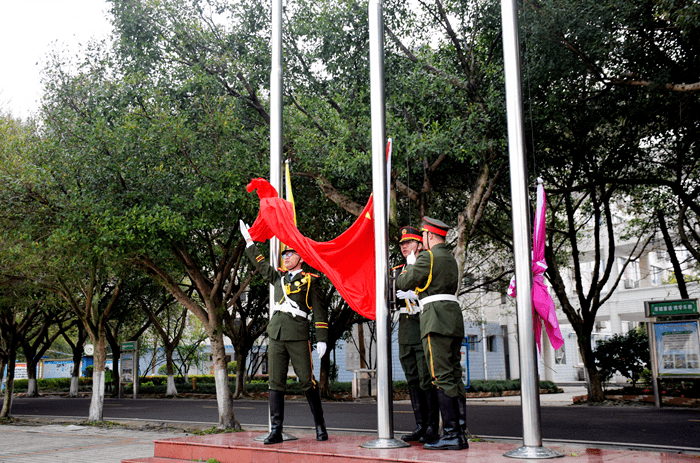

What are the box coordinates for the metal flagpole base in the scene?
[360,438,410,449]
[504,445,564,459]
[253,432,298,442]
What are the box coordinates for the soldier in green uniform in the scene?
[396,217,467,450]
[392,226,439,443]
[240,221,329,445]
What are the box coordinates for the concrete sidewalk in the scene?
[0,424,183,463]
[467,385,588,405]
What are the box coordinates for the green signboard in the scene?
[121,341,137,351]
[646,299,699,318]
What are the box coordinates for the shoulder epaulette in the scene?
[303,271,320,278]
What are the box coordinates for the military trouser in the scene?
[422,332,465,398]
[268,338,315,392]
[399,341,432,390]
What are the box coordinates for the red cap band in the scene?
[422,223,447,237]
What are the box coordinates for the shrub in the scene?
[594,328,650,388]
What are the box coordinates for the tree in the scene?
[0,282,43,418]
[520,0,700,400]
[137,281,190,397]
[17,296,71,397]
[33,0,278,428]
[60,320,89,397]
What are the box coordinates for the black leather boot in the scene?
[419,387,440,444]
[402,387,427,441]
[457,393,467,436]
[423,389,468,450]
[305,387,328,441]
[264,390,284,444]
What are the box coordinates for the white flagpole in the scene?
[255,0,297,443]
[501,0,561,458]
[361,0,408,450]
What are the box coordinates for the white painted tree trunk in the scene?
[70,376,79,397]
[214,368,234,428]
[210,331,238,430]
[88,334,107,422]
[88,370,105,422]
[166,374,178,397]
[26,378,37,396]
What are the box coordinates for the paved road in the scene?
[10,395,700,451]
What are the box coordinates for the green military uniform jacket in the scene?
[395,243,463,339]
[392,264,422,345]
[245,244,328,343]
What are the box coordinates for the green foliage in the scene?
[12,377,92,392]
[467,380,558,393]
[594,328,651,388]
[226,361,238,375]
[328,361,339,383]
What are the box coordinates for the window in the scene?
[486,335,496,352]
[619,258,640,288]
[466,335,478,351]
[651,266,663,286]
[555,344,566,364]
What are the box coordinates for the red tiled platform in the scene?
[122,432,700,463]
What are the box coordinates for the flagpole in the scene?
[500,0,561,458]
[362,0,408,450]
[255,0,297,443]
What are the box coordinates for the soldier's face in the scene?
[283,251,302,270]
[400,240,420,258]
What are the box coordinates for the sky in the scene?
[0,0,112,119]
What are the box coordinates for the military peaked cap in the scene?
[399,226,422,243]
[422,216,450,237]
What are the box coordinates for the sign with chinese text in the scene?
[646,299,698,318]
[653,321,700,377]
[121,341,137,352]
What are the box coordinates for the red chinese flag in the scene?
[246,178,376,320]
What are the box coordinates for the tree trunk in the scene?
[657,210,689,298]
[579,336,605,402]
[210,331,240,430]
[70,344,83,398]
[88,333,107,422]
[165,348,178,397]
[70,376,80,397]
[111,352,120,398]
[107,342,121,399]
[234,350,247,398]
[26,361,38,397]
[1,344,16,418]
[0,358,5,394]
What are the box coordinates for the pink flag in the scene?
[507,180,564,352]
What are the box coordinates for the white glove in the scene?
[317,341,327,358]
[239,220,252,243]
[406,250,416,265]
[396,290,418,301]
